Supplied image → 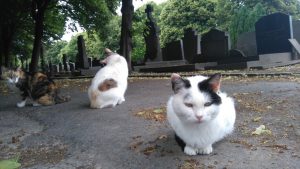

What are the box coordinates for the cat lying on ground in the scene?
[167,73,236,155]
[2,67,70,107]
[88,48,128,109]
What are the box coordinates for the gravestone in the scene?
[69,62,75,72]
[293,20,300,44]
[88,57,93,67]
[255,12,293,55]
[143,4,163,62]
[162,40,184,61]
[58,63,64,72]
[200,28,230,62]
[77,35,89,69]
[53,64,59,73]
[92,58,102,67]
[182,28,201,63]
[236,31,257,57]
[62,54,69,71]
[48,62,53,76]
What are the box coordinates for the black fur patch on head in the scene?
[198,79,221,105]
[172,78,191,93]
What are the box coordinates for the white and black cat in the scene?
[88,48,128,109]
[167,73,236,155]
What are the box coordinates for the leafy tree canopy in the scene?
[159,0,217,46]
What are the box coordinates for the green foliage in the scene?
[46,41,68,64]
[229,3,266,47]
[159,0,217,46]
[48,31,105,64]
[216,0,300,31]
[84,31,104,59]
[101,16,121,53]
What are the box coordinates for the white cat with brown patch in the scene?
[167,73,236,155]
[88,48,128,109]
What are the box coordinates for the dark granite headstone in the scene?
[69,62,75,72]
[162,40,184,61]
[293,20,300,44]
[48,62,53,75]
[255,12,293,55]
[200,28,230,62]
[92,58,102,67]
[53,65,59,73]
[62,54,69,71]
[182,28,201,63]
[58,63,63,72]
[76,35,89,69]
[143,4,163,62]
[88,57,93,67]
[236,31,257,57]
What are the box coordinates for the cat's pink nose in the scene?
[196,115,203,121]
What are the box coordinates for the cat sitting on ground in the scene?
[88,48,128,109]
[2,67,70,107]
[167,73,236,155]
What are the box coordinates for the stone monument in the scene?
[76,35,89,69]
[143,4,162,62]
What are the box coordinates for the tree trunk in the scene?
[29,0,49,73]
[40,43,46,72]
[119,0,133,72]
[0,26,15,67]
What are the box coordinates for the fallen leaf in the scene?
[0,158,21,169]
[153,108,164,114]
[129,141,143,151]
[158,135,167,140]
[252,125,272,135]
[142,145,158,155]
[252,117,262,122]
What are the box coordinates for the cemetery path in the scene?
[0,77,300,169]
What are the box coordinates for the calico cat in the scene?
[88,48,128,109]
[2,67,70,107]
[167,73,236,155]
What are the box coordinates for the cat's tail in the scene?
[55,95,71,104]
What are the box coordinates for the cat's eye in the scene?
[184,103,193,108]
[204,102,213,107]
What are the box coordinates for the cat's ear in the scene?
[171,73,190,93]
[104,48,113,56]
[207,73,221,92]
[16,66,22,72]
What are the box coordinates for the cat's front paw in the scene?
[198,145,213,155]
[17,100,26,108]
[184,146,197,156]
[117,97,125,105]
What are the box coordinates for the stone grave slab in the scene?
[182,28,201,63]
[255,12,293,55]
[162,40,184,61]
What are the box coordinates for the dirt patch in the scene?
[20,145,67,168]
[55,79,91,92]
[128,134,171,156]
[133,106,167,122]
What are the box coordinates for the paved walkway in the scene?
[0,77,300,169]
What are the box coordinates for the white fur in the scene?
[88,53,128,109]
[17,99,27,108]
[167,75,236,155]
[7,77,20,93]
